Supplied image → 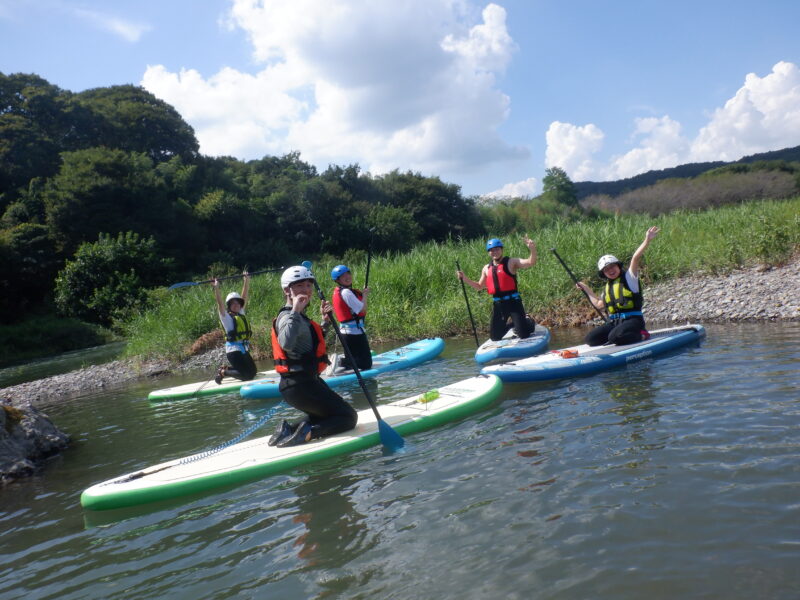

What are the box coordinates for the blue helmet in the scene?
[485,238,504,251]
[330,264,350,281]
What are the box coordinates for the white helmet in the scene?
[225,291,244,308]
[597,254,622,278]
[281,265,315,289]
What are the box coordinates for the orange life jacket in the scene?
[332,286,366,324]
[271,308,329,375]
[485,256,519,297]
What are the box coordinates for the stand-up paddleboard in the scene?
[147,368,275,401]
[239,337,445,400]
[148,337,445,401]
[82,374,502,511]
[474,324,550,364]
[481,324,705,383]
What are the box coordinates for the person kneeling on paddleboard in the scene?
[576,226,660,346]
[457,236,538,341]
[331,264,373,371]
[269,265,358,447]
[213,273,258,385]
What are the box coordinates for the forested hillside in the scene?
[573,145,800,199]
[0,73,482,326]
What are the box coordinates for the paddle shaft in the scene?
[169,267,284,289]
[456,260,480,347]
[365,250,372,289]
[364,227,376,289]
[309,279,390,426]
[550,248,609,322]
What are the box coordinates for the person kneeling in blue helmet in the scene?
[212,272,258,385]
[457,236,538,341]
[268,265,358,447]
[576,226,660,346]
[330,264,373,371]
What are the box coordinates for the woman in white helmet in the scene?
[267,265,357,447]
[576,226,660,346]
[212,272,257,384]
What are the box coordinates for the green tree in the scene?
[541,166,578,207]
[0,222,60,320]
[376,170,482,242]
[43,148,197,256]
[74,85,199,162]
[54,232,172,327]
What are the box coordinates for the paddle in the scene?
[168,267,285,290]
[550,248,609,322]
[301,260,405,452]
[456,260,480,347]
[364,226,376,289]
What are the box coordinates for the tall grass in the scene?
[124,197,800,361]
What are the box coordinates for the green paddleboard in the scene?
[82,374,502,511]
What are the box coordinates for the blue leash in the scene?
[109,402,285,484]
[180,402,285,464]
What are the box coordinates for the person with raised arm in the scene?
[456,236,538,341]
[576,226,660,346]
[212,272,257,384]
[268,265,358,447]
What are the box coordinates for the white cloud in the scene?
[72,7,150,42]
[689,60,800,161]
[545,61,800,182]
[142,0,527,176]
[606,116,688,179]
[482,176,539,201]
[544,121,604,181]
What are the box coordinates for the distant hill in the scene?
[573,145,800,199]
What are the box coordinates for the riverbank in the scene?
[1,257,798,408]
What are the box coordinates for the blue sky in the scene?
[2,0,799,198]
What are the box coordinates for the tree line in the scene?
[0,73,484,325]
[2,71,797,331]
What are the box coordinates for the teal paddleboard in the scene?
[239,337,445,399]
[147,337,444,401]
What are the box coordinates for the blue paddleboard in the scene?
[474,324,550,364]
[481,324,705,383]
[240,337,446,399]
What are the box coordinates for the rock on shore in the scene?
[1,401,70,482]
[0,257,798,481]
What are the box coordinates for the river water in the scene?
[2,323,798,599]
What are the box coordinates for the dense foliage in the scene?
[0,73,484,325]
[54,232,172,327]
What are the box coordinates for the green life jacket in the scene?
[225,312,252,343]
[603,270,643,315]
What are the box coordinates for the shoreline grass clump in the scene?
[123,197,800,362]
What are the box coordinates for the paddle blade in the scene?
[168,281,199,290]
[378,419,405,452]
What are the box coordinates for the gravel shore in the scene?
[2,258,798,408]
